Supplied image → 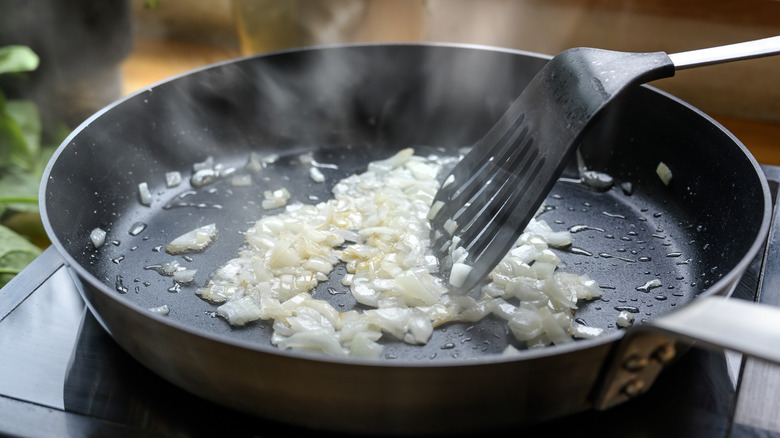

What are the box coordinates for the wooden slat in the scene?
[553,0,780,28]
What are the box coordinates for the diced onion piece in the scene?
[274,329,347,356]
[148,304,170,315]
[161,260,182,275]
[138,182,152,206]
[298,152,314,166]
[231,174,252,187]
[581,170,614,190]
[165,171,182,188]
[309,167,325,183]
[442,174,455,188]
[448,262,473,288]
[217,296,263,326]
[570,323,604,339]
[262,188,291,210]
[173,269,197,283]
[191,169,217,187]
[166,223,218,254]
[617,310,635,328]
[427,200,444,220]
[443,218,457,235]
[90,227,107,248]
[656,162,673,186]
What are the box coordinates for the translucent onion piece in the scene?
[166,223,218,254]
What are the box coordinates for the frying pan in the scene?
[38,43,773,434]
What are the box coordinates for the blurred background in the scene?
[4,0,780,158]
[1,0,779,284]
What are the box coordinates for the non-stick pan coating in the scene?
[41,44,769,433]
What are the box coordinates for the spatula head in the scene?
[429,48,675,293]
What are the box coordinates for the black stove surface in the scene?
[2,166,780,438]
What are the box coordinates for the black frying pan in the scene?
[40,43,771,434]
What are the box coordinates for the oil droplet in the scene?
[637,279,662,292]
[638,256,652,262]
[666,252,682,258]
[115,275,128,294]
[569,225,605,233]
[654,295,668,301]
[602,211,627,219]
[129,221,147,236]
[168,283,181,293]
[163,190,223,210]
[569,247,593,256]
[153,245,164,252]
[614,305,640,313]
[144,264,167,275]
[441,343,456,350]
[111,255,125,264]
[327,287,344,295]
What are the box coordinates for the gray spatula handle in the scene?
[669,35,780,70]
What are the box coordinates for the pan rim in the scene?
[38,41,772,369]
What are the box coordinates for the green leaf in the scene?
[0,45,39,75]
[0,223,41,288]
[0,111,30,168]
[0,166,41,212]
[4,100,41,166]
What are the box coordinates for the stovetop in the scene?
[2,166,780,438]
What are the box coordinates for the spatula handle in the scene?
[668,35,780,70]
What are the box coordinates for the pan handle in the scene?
[0,246,66,321]
[647,294,780,363]
[593,294,780,410]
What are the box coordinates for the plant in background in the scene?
[0,45,68,287]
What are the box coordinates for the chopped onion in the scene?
[656,162,673,186]
[173,269,197,284]
[166,223,218,254]
[165,171,182,188]
[90,227,107,248]
[262,188,291,210]
[197,148,605,358]
[148,304,170,315]
[138,182,152,206]
[617,310,635,328]
[448,262,472,288]
[309,167,325,183]
[231,174,252,187]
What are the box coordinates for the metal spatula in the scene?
[429,36,780,293]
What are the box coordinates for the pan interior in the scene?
[42,44,767,362]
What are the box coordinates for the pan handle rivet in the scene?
[653,344,676,364]
[623,355,648,371]
[623,379,646,398]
